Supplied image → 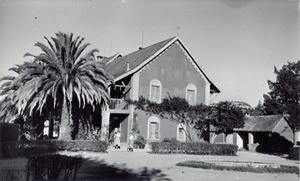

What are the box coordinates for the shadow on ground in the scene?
[77,158,171,181]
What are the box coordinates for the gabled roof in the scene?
[100,53,122,65]
[235,115,285,132]
[105,36,220,93]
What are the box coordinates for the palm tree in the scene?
[0,32,112,140]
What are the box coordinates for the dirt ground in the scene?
[1,149,299,181]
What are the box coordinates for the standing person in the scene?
[127,133,134,152]
[114,129,121,149]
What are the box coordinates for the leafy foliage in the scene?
[128,96,248,139]
[251,101,266,116]
[263,61,300,130]
[0,122,19,142]
[0,32,112,139]
[0,140,108,158]
[287,147,300,160]
[133,135,146,149]
[26,154,83,181]
[150,141,238,155]
[176,161,299,174]
[209,101,246,135]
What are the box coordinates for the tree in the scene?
[209,101,246,135]
[251,101,265,116]
[263,61,300,131]
[0,32,112,140]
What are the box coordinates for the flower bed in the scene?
[150,141,238,155]
[176,160,299,174]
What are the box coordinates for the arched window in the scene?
[149,79,162,103]
[177,123,186,141]
[186,84,197,105]
[148,116,160,140]
[43,120,49,137]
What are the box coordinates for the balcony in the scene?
[109,98,130,113]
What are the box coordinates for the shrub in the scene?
[26,154,83,181]
[162,137,178,143]
[287,147,300,160]
[0,140,58,158]
[134,135,146,149]
[0,140,108,158]
[0,122,19,142]
[176,161,299,174]
[0,169,22,181]
[52,140,109,152]
[150,142,238,155]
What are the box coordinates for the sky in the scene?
[0,0,299,107]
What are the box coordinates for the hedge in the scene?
[0,122,19,142]
[287,147,300,160]
[176,161,299,174]
[26,154,83,180]
[150,141,238,155]
[0,140,108,158]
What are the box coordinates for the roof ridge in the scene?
[123,36,177,56]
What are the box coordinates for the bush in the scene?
[150,141,238,155]
[0,122,19,142]
[162,137,178,143]
[26,154,83,181]
[0,169,22,181]
[0,140,109,158]
[134,135,146,149]
[52,140,109,152]
[176,161,299,174]
[287,147,300,160]
[0,140,58,158]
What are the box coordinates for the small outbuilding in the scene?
[210,115,294,153]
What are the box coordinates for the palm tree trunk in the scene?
[58,96,71,140]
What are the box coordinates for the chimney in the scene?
[139,47,143,50]
[126,62,130,71]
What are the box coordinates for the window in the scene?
[177,123,186,141]
[149,79,162,103]
[186,84,197,105]
[148,116,160,140]
[43,120,49,136]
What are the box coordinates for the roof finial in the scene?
[177,26,180,36]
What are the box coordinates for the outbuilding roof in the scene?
[235,115,285,132]
[105,36,220,93]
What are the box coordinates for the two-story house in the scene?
[101,36,220,144]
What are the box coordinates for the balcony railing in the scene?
[109,98,129,110]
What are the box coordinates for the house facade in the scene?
[101,37,220,144]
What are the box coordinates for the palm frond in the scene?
[0,76,15,82]
[74,43,90,61]
[34,42,56,61]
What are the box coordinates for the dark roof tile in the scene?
[105,37,175,78]
[235,115,284,132]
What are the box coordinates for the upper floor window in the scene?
[186,84,197,105]
[149,79,162,103]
